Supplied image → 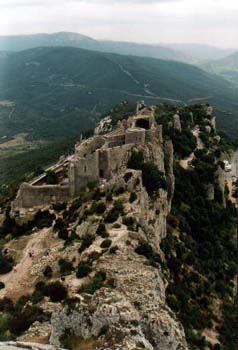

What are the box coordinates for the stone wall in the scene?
[75,136,105,158]
[13,183,70,209]
[69,151,100,196]
[105,144,134,176]
[125,128,145,145]
[13,109,165,209]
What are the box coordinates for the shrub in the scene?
[114,187,125,196]
[79,271,106,295]
[142,162,167,195]
[45,281,68,302]
[93,189,105,201]
[129,192,137,203]
[46,171,58,185]
[87,251,102,264]
[122,216,134,227]
[96,201,106,214]
[127,150,144,170]
[35,281,46,293]
[113,199,124,213]
[58,259,74,275]
[100,239,112,249]
[78,233,94,253]
[0,281,5,290]
[109,246,119,254]
[96,222,106,235]
[54,218,65,231]
[34,210,55,229]
[113,223,121,229]
[0,297,14,312]
[52,202,67,212]
[76,262,92,278]
[124,172,133,182]
[43,265,53,278]
[87,181,98,190]
[70,198,82,211]
[106,193,113,202]
[30,290,44,304]
[105,209,119,223]
[0,252,13,275]
[58,228,69,240]
[9,305,45,336]
[167,214,180,228]
[96,223,109,238]
[135,242,161,266]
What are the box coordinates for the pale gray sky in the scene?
[0,0,238,48]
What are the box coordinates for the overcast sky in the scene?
[0,0,237,48]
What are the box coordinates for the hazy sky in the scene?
[0,0,238,48]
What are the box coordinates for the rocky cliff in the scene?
[0,103,237,350]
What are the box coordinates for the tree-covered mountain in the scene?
[201,52,238,86]
[0,32,190,62]
[0,46,238,141]
[1,32,236,64]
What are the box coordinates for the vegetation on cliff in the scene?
[159,105,237,350]
[0,103,237,350]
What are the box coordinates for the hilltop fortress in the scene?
[13,106,166,210]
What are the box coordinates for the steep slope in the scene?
[0,46,238,141]
[0,104,237,350]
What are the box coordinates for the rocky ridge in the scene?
[1,103,235,350]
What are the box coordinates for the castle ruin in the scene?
[13,106,164,210]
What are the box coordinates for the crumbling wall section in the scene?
[125,128,145,145]
[13,183,70,209]
[75,136,105,158]
[106,144,134,177]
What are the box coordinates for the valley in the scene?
[1,44,238,201]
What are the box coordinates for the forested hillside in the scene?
[0,46,238,140]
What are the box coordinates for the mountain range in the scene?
[201,52,238,87]
[0,32,236,63]
[0,45,238,141]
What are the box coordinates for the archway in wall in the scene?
[135,119,150,129]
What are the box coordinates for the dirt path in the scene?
[180,126,203,169]
[0,228,60,300]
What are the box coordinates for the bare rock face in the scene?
[19,321,52,344]
[173,114,182,132]
[164,140,175,206]
[50,252,187,350]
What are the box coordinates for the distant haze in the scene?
[0,0,238,49]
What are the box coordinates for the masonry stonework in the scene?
[13,107,166,210]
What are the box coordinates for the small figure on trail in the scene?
[28,249,35,259]
[46,248,51,256]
